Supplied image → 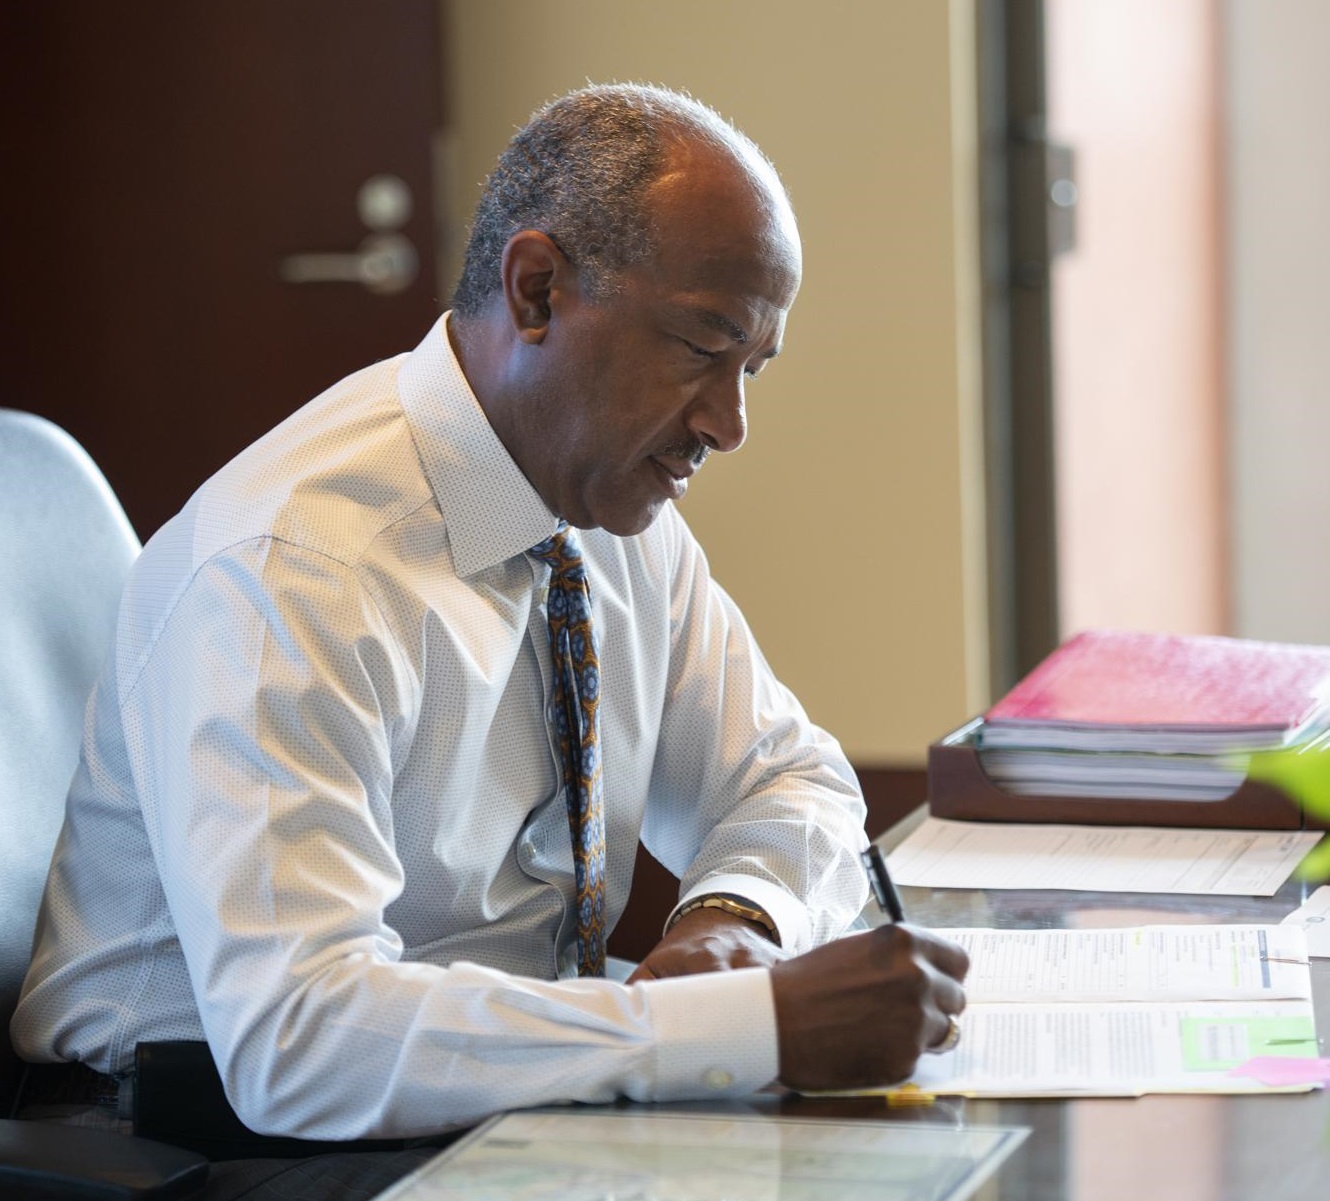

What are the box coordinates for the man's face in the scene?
[513,148,802,536]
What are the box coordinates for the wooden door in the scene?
[0,1,446,538]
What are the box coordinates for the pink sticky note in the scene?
[1229,1057,1330,1087]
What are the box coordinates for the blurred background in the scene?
[3,0,1326,802]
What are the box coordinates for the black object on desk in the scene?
[862,843,906,923]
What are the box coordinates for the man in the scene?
[15,84,967,1144]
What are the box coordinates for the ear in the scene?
[500,231,576,345]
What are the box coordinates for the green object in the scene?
[1246,747,1330,879]
[1180,1014,1319,1071]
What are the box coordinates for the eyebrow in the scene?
[691,307,782,359]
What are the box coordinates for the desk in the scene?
[388,806,1328,1201]
[768,806,1329,1201]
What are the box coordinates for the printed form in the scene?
[899,925,1318,1098]
[887,817,1322,895]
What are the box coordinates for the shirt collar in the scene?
[397,313,560,578]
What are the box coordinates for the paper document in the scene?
[896,925,1319,1098]
[1281,885,1330,957]
[888,816,1322,895]
[372,1108,1030,1201]
[954,925,1313,1002]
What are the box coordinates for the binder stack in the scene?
[929,629,1330,830]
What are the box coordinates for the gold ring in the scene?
[930,1014,962,1054]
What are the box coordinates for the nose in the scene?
[688,373,747,455]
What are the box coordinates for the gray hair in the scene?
[450,83,779,317]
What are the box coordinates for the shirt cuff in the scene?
[638,966,779,1100]
[666,873,814,955]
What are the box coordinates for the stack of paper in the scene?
[886,816,1322,896]
[977,629,1330,800]
[900,925,1319,1098]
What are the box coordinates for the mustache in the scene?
[656,439,711,470]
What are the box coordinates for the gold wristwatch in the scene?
[668,893,781,946]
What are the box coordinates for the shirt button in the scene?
[702,1068,734,1091]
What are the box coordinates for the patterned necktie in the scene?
[528,523,607,977]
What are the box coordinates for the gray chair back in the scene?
[0,410,139,1113]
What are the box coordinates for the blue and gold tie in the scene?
[529,523,607,977]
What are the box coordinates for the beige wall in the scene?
[1225,0,1330,646]
[444,0,987,764]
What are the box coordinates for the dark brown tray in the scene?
[928,718,1329,831]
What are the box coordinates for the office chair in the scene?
[0,409,207,1197]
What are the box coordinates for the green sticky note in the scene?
[1180,1015,1319,1071]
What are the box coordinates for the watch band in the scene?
[667,893,781,946]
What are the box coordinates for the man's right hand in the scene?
[769,925,969,1092]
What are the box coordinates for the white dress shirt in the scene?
[13,315,868,1140]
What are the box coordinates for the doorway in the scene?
[979,0,1227,693]
[0,0,448,539]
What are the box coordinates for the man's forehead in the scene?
[649,137,787,212]
[643,161,798,263]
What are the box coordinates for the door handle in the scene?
[278,232,418,295]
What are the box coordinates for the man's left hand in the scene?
[625,905,787,983]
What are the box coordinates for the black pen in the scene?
[862,843,906,923]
